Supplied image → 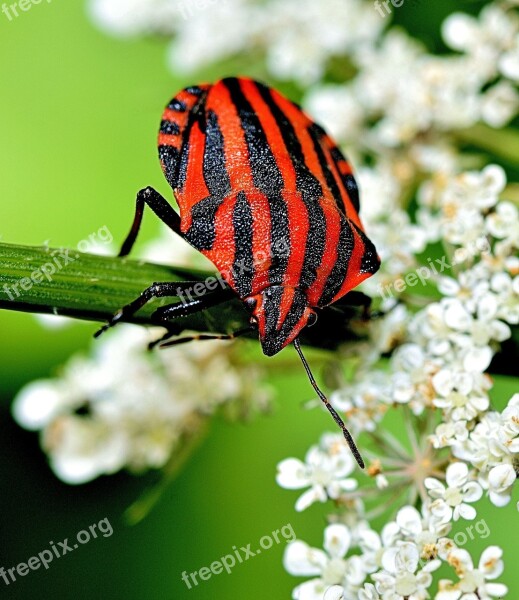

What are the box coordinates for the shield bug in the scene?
[96,77,380,467]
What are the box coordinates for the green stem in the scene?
[0,242,248,334]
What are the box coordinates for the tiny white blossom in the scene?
[276,434,357,511]
[438,546,508,599]
[372,541,440,599]
[284,524,366,600]
[425,463,483,522]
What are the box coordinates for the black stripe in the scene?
[158,145,180,189]
[167,98,187,112]
[307,123,345,216]
[261,286,307,355]
[203,109,231,200]
[161,88,208,191]
[344,174,360,213]
[232,192,254,297]
[351,222,380,275]
[255,82,326,291]
[330,147,344,163]
[184,195,225,250]
[185,86,205,96]
[185,108,231,250]
[318,214,354,307]
[160,119,181,135]
[330,145,360,213]
[263,286,283,338]
[222,78,290,287]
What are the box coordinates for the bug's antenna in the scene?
[293,338,365,469]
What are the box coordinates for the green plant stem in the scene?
[0,242,249,334]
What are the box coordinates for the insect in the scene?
[96,77,380,468]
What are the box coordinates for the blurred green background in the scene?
[0,1,516,599]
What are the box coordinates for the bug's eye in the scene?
[250,315,258,328]
[307,312,318,327]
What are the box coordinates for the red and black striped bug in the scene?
[96,77,380,468]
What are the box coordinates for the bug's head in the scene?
[244,286,317,357]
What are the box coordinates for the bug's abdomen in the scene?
[159,77,379,304]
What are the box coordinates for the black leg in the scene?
[157,326,254,349]
[94,283,235,338]
[151,287,235,322]
[118,186,183,257]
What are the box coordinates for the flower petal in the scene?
[284,541,327,576]
[446,462,468,487]
[324,524,351,559]
[276,458,310,489]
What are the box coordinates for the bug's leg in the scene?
[94,281,230,338]
[118,186,183,257]
[156,326,254,349]
[150,286,236,324]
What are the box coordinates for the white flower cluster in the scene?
[13,324,270,484]
[277,158,517,597]
[284,505,508,600]
[307,4,519,151]
[89,0,384,85]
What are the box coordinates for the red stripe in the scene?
[178,121,210,232]
[277,287,296,330]
[331,224,369,303]
[158,133,182,148]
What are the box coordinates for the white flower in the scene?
[324,585,346,600]
[432,365,490,422]
[425,463,483,522]
[13,326,269,483]
[390,344,440,414]
[486,200,519,247]
[284,524,366,600]
[442,5,519,80]
[331,373,390,434]
[364,210,427,279]
[438,546,508,599]
[89,0,179,36]
[430,420,469,450]
[489,272,519,325]
[395,505,451,558]
[305,85,365,146]
[276,434,357,511]
[372,541,440,599]
[480,80,519,127]
[499,33,519,81]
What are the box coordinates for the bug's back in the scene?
[158,77,379,307]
